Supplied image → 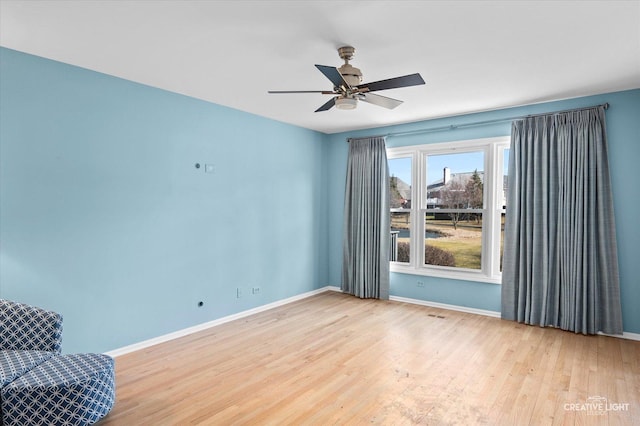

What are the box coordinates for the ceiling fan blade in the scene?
[315,65,351,89]
[357,73,425,92]
[315,97,336,112]
[268,90,336,94]
[357,93,403,109]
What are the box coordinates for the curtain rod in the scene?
[347,102,609,141]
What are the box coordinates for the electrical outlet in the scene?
[417,281,425,288]
[252,287,261,295]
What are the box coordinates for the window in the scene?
[388,137,509,283]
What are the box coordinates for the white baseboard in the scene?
[389,295,640,341]
[105,285,639,356]
[105,286,335,357]
[389,295,501,318]
[599,331,640,341]
[623,332,640,341]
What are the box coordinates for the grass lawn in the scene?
[426,220,482,269]
[391,218,486,269]
[427,239,481,269]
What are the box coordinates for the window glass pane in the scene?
[500,212,506,272]
[502,148,509,209]
[425,212,482,270]
[389,157,412,263]
[500,148,509,271]
[389,157,412,209]
[391,211,411,263]
[426,151,485,209]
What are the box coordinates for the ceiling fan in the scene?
[268,46,425,112]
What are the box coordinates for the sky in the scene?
[389,150,500,185]
[389,149,509,187]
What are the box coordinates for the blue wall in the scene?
[326,89,640,334]
[0,48,329,353]
[2,47,638,355]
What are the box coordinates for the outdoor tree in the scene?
[465,169,483,223]
[439,170,484,229]
[390,175,404,209]
[466,170,483,207]
[440,180,467,230]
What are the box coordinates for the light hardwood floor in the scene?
[100,291,639,425]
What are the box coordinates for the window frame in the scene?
[388,136,510,284]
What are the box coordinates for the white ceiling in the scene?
[1,1,639,134]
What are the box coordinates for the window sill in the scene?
[390,263,502,285]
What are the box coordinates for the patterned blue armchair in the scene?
[0,299,115,425]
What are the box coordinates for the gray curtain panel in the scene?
[502,105,623,335]
[342,136,390,299]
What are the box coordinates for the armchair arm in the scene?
[0,299,63,353]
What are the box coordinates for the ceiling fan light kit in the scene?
[268,46,425,112]
[335,97,358,110]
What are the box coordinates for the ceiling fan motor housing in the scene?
[339,63,362,87]
[337,46,362,87]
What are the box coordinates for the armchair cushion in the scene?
[0,351,56,387]
[1,353,115,426]
[0,299,63,353]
